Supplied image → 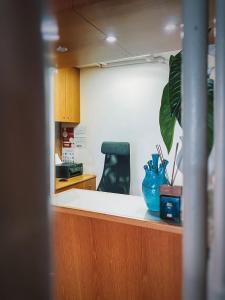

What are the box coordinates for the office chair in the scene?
[97,142,130,194]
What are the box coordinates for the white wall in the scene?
[76,57,182,195]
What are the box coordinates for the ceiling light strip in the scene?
[77,55,167,69]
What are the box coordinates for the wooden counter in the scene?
[52,190,182,300]
[55,174,96,193]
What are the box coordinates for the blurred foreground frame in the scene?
[0,1,51,300]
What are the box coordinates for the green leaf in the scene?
[159,51,214,155]
[168,51,182,125]
[169,55,175,67]
[159,83,176,153]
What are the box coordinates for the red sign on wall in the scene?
[62,127,75,148]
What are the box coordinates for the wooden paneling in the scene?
[55,175,96,193]
[66,68,80,122]
[53,1,215,68]
[83,178,96,190]
[54,68,80,122]
[54,69,66,122]
[53,209,182,300]
[54,206,182,234]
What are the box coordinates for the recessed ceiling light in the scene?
[164,23,177,33]
[105,35,117,43]
[56,46,69,53]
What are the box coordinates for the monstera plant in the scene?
[159,51,214,154]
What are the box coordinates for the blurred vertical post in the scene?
[208,0,225,299]
[182,0,208,299]
[0,1,50,300]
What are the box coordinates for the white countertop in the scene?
[53,189,165,223]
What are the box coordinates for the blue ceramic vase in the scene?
[142,154,169,212]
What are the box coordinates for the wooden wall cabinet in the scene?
[54,68,80,123]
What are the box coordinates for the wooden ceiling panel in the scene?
[74,0,182,55]
[52,0,105,12]
[55,44,129,67]
[54,8,129,67]
[56,10,103,48]
[52,0,215,67]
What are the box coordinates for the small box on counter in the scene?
[160,185,182,223]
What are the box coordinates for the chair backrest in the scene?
[97,142,130,194]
